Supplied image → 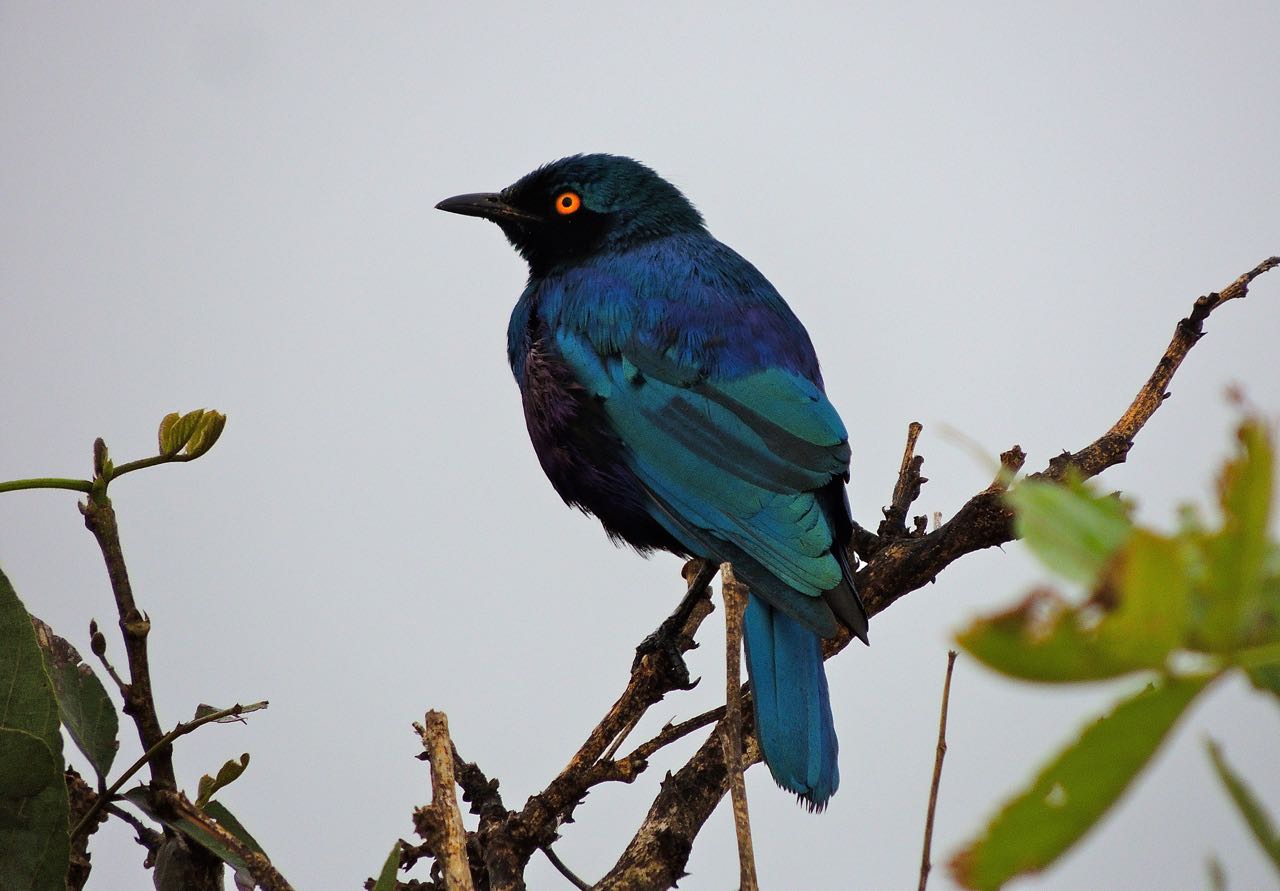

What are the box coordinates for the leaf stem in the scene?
[110,453,195,480]
[0,477,93,494]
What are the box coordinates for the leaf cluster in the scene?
[951,419,1280,889]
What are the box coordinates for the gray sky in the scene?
[3,4,1279,889]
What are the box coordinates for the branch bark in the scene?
[719,564,758,891]
[80,486,176,792]
[415,711,476,891]
[918,650,958,891]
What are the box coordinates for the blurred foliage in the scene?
[951,419,1280,889]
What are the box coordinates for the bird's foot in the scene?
[631,559,718,688]
[633,615,697,689]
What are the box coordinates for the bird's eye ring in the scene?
[554,191,582,215]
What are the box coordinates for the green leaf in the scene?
[0,566,68,891]
[196,753,250,808]
[203,800,267,857]
[160,409,208,457]
[1217,422,1273,597]
[158,411,184,456]
[371,840,401,891]
[0,728,57,798]
[1009,478,1133,585]
[957,532,1191,683]
[1097,531,1193,662]
[1207,739,1280,875]
[957,589,1161,683]
[950,675,1210,890]
[207,801,266,891]
[30,616,119,780]
[1247,663,1280,700]
[1198,421,1274,649]
[124,787,270,881]
[184,411,226,458]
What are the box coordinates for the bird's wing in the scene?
[554,329,852,635]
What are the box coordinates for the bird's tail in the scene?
[743,593,839,810]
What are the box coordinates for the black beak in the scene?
[435,192,542,224]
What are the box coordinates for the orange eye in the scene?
[554,191,582,215]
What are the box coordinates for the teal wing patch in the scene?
[555,331,851,615]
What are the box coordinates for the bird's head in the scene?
[436,154,705,275]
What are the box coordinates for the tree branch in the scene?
[878,421,928,543]
[414,711,475,891]
[719,564,758,890]
[596,256,1278,888]
[80,480,176,792]
[918,650,958,891]
[403,257,1277,890]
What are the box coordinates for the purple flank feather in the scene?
[520,337,686,554]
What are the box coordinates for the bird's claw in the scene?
[632,621,696,690]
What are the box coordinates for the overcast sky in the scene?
[3,4,1279,889]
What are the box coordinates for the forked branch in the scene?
[406,257,1277,891]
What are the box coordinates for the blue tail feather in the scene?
[743,593,839,810]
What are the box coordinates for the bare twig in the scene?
[919,651,958,891]
[856,257,1279,620]
[103,802,162,851]
[541,845,592,890]
[720,564,759,891]
[416,711,475,891]
[626,704,726,763]
[989,447,1027,493]
[879,422,927,542]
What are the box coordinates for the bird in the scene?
[437,154,868,809]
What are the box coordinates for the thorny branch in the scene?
[406,257,1277,891]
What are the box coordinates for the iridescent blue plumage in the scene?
[439,154,868,808]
